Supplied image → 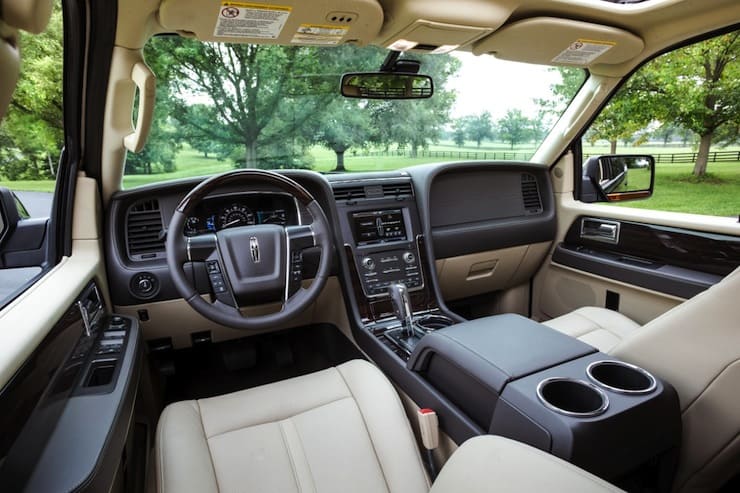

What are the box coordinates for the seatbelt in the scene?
[417,408,439,480]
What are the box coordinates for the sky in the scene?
[447,51,564,121]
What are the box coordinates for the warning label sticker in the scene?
[552,39,616,65]
[214,2,292,39]
[291,23,348,45]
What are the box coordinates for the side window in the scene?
[582,30,739,217]
[0,3,62,305]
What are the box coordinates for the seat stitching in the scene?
[572,312,625,343]
[157,407,167,493]
[278,419,303,493]
[197,400,222,492]
[681,358,740,412]
[335,368,392,493]
[289,417,319,493]
[205,396,353,439]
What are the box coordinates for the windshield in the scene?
[123,38,585,188]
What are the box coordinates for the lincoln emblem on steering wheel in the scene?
[249,236,260,263]
[166,169,331,330]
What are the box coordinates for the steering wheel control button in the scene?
[206,260,221,274]
[129,272,160,300]
[209,273,228,293]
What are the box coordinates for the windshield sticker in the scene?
[291,23,348,45]
[214,2,292,39]
[552,39,616,65]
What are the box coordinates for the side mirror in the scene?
[0,187,24,246]
[340,72,434,99]
[581,155,655,203]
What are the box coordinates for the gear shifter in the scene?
[388,283,415,338]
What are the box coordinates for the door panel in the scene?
[0,178,143,492]
[534,189,740,324]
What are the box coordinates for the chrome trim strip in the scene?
[536,377,609,418]
[586,360,658,395]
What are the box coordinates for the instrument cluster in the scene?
[184,192,299,236]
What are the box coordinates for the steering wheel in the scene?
[166,169,332,330]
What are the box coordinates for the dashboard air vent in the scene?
[126,199,165,259]
[333,181,413,201]
[521,174,543,214]
[333,185,366,201]
[381,183,413,197]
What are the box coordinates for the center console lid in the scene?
[408,314,595,394]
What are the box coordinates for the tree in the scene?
[646,31,740,176]
[535,67,586,115]
[177,104,235,160]
[0,4,63,180]
[452,119,466,147]
[317,100,371,171]
[368,53,460,156]
[464,111,493,147]
[497,109,531,149]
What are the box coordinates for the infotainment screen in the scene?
[352,209,407,245]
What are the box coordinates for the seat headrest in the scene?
[1,0,53,34]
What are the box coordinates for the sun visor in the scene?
[473,17,644,68]
[158,0,383,46]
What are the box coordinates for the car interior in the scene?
[0,0,739,492]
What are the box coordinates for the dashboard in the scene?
[183,192,300,236]
[106,164,555,308]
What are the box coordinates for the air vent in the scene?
[333,181,414,202]
[333,185,366,201]
[521,174,543,214]
[381,183,413,197]
[126,199,165,260]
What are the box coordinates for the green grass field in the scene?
[2,143,738,217]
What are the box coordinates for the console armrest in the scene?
[430,435,623,493]
[408,314,596,391]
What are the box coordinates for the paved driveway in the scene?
[15,191,53,218]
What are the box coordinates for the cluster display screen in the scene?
[352,209,407,245]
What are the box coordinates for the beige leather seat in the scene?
[542,306,640,352]
[156,359,621,493]
[543,266,740,492]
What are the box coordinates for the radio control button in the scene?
[403,252,416,264]
[361,257,375,270]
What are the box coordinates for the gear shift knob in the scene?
[388,283,414,337]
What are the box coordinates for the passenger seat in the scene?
[542,306,639,352]
[541,265,740,491]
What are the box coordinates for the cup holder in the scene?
[537,378,609,417]
[415,314,454,331]
[587,360,657,395]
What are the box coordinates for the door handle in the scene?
[581,218,620,244]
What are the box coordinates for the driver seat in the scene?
[156,359,621,492]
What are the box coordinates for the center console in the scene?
[332,175,457,358]
[330,173,680,489]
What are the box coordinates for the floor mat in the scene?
[156,323,364,404]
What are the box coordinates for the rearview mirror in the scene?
[581,155,655,203]
[340,73,433,99]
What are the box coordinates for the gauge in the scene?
[185,216,201,236]
[257,209,287,225]
[219,204,255,229]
